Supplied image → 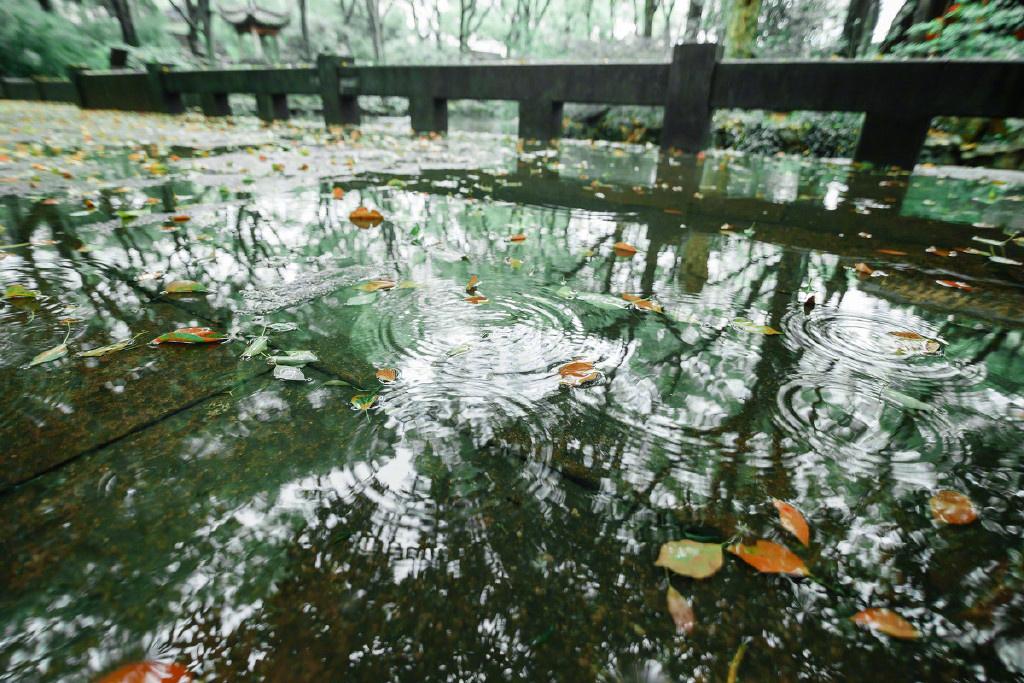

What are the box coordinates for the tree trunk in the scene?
[724,0,760,57]
[682,0,704,42]
[299,0,311,60]
[109,0,140,47]
[879,0,947,53]
[642,0,659,37]
[364,0,384,62]
[840,0,879,56]
[199,0,214,61]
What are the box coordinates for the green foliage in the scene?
[892,0,1024,58]
[0,4,106,76]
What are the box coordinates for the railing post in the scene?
[854,113,931,169]
[410,96,448,134]
[200,92,231,117]
[28,76,46,101]
[518,99,563,141]
[65,65,87,108]
[661,42,722,153]
[144,63,184,114]
[317,54,360,126]
[256,93,289,122]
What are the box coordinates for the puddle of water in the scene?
[1,101,1024,682]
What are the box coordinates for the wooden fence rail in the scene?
[3,43,1022,168]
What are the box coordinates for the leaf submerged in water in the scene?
[728,540,808,576]
[28,342,68,367]
[163,279,207,294]
[929,489,978,525]
[358,279,397,292]
[151,327,227,344]
[269,350,318,366]
[351,393,377,411]
[655,540,724,579]
[666,586,695,635]
[732,318,782,335]
[851,608,919,639]
[882,387,933,412]
[376,367,398,383]
[273,364,306,381]
[3,284,38,300]
[349,206,384,228]
[240,335,269,359]
[77,336,137,358]
[772,499,810,547]
[558,360,600,387]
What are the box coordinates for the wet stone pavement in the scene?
[1,101,1024,682]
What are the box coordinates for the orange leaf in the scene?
[332,187,344,199]
[728,540,808,576]
[465,295,489,304]
[632,299,663,313]
[889,331,926,340]
[851,608,919,640]
[42,198,59,206]
[349,206,384,228]
[171,214,190,223]
[558,360,599,387]
[929,489,977,525]
[613,241,637,257]
[466,274,480,292]
[98,661,193,683]
[772,499,810,547]
[621,293,641,302]
[508,233,527,242]
[936,279,974,291]
[558,360,595,377]
[854,262,874,275]
[376,367,398,383]
[666,586,695,635]
[877,249,907,256]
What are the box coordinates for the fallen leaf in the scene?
[854,262,874,275]
[376,367,398,383]
[358,279,397,292]
[332,186,344,199]
[151,327,227,344]
[728,540,808,576]
[732,318,782,335]
[77,337,136,358]
[989,255,1023,266]
[349,206,383,228]
[632,298,664,313]
[926,246,956,257]
[466,274,480,292]
[772,499,810,547]
[273,364,306,381]
[613,241,637,256]
[505,257,523,269]
[936,280,974,291]
[508,233,527,242]
[882,387,933,412]
[803,295,815,314]
[621,293,641,302]
[42,198,59,206]
[351,393,377,411]
[29,342,68,367]
[929,489,978,525]
[97,661,193,683]
[240,336,269,359]
[269,350,318,366]
[654,540,724,579]
[3,284,38,299]
[888,331,926,340]
[465,295,489,304]
[666,586,695,635]
[851,608,919,640]
[877,249,908,256]
[163,280,207,294]
[171,214,190,223]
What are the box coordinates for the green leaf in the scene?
[732,318,782,335]
[76,337,135,358]
[654,540,724,579]
[351,393,378,411]
[29,342,68,367]
[273,364,306,381]
[554,285,576,299]
[3,284,38,299]
[269,350,318,366]
[575,292,626,310]
[882,387,934,412]
[345,292,377,306]
[324,378,356,387]
[163,280,208,294]
[387,178,407,187]
[151,327,227,344]
[240,335,269,359]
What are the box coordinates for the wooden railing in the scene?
[2,44,1022,168]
